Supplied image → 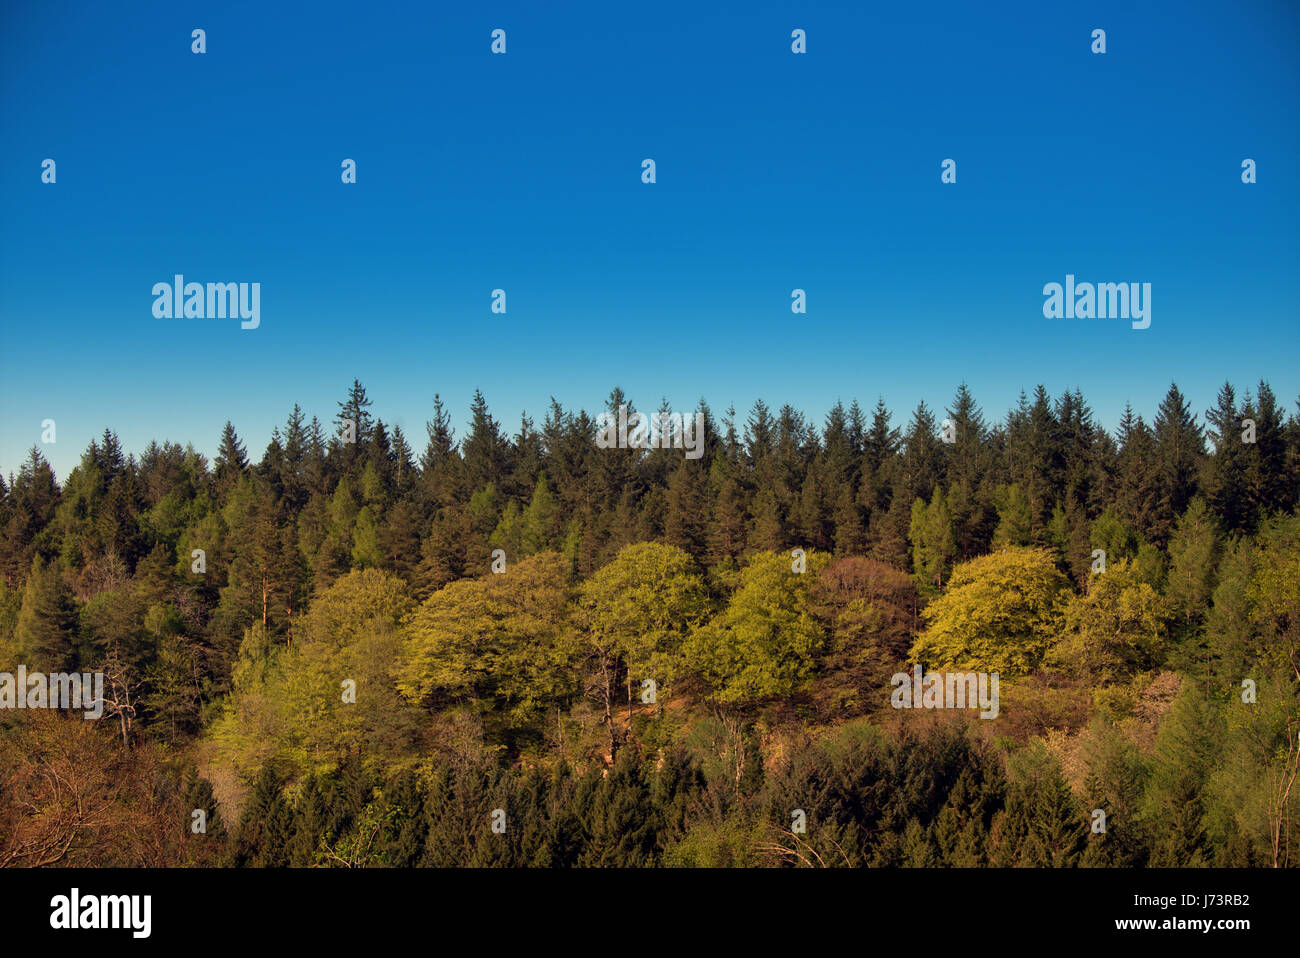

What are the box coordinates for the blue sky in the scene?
[2,0,1298,480]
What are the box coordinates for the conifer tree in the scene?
[14,555,78,670]
[214,422,248,495]
[334,379,375,469]
[1152,382,1205,543]
[1202,382,1251,532]
[233,766,292,867]
[462,389,512,493]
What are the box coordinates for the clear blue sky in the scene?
[2,0,1298,481]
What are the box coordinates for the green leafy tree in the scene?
[1049,559,1168,684]
[578,543,710,757]
[684,550,829,704]
[908,486,956,594]
[910,547,1071,676]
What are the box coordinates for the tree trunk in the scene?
[602,655,617,763]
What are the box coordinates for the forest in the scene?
[0,379,1297,868]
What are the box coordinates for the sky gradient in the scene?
[2,0,1298,480]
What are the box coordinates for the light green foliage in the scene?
[909,486,956,594]
[208,569,418,780]
[1165,498,1220,626]
[1247,513,1300,674]
[1050,559,1168,684]
[399,551,578,726]
[910,546,1070,677]
[1204,668,1300,866]
[684,549,829,703]
[1141,685,1224,866]
[1090,507,1140,565]
[579,542,710,694]
[992,483,1032,547]
[295,567,414,649]
[521,475,560,555]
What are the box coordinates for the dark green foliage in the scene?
[232,767,293,867]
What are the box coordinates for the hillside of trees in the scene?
[1,379,1298,867]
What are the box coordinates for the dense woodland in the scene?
[1,379,1298,867]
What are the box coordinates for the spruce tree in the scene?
[1152,382,1205,543]
[214,421,248,495]
[14,555,78,670]
[1203,382,1251,532]
[233,766,291,867]
[462,389,512,493]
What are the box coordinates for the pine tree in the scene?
[1165,498,1220,642]
[420,393,462,508]
[214,422,248,495]
[578,752,657,866]
[1114,405,1162,541]
[944,383,987,491]
[183,774,227,840]
[1079,717,1149,867]
[0,447,60,585]
[990,742,1087,866]
[233,766,292,867]
[379,497,423,581]
[992,483,1032,547]
[289,775,328,866]
[1152,383,1205,543]
[708,457,748,562]
[909,486,955,594]
[1142,688,1222,867]
[516,474,558,556]
[14,555,79,670]
[898,401,944,505]
[1245,380,1293,519]
[1202,382,1251,532]
[509,413,543,502]
[864,397,900,476]
[462,389,512,493]
[663,460,710,560]
[376,770,428,867]
[330,379,375,476]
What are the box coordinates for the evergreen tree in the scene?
[990,741,1087,866]
[1114,405,1162,541]
[0,447,60,585]
[1151,383,1205,544]
[1244,381,1293,520]
[462,389,512,493]
[897,401,944,506]
[1202,382,1251,532]
[214,422,248,495]
[233,767,292,867]
[13,555,79,670]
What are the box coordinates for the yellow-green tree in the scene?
[1047,559,1168,684]
[1247,513,1300,677]
[207,569,418,782]
[684,549,829,704]
[398,551,578,732]
[910,546,1070,676]
[577,542,710,756]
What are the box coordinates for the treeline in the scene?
[4,377,1296,611]
[0,378,1297,867]
[1,701,1285,867]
